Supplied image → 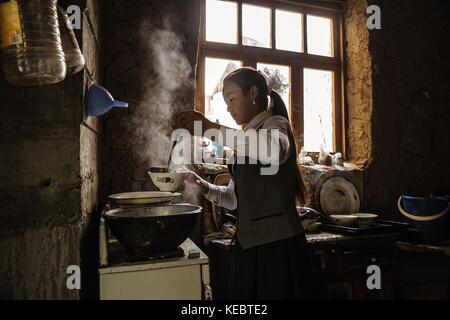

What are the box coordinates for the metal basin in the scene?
[104,204,202,260]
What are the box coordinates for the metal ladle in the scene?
[148,132,180,174]
[166,130,182,170]
[166,139,177,169]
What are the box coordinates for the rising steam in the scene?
[133,18,193,169]
[128,18,200,204]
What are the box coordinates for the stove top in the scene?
[100,237,208,273]
[124,246,185,263]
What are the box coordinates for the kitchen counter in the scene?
[396,241,450,256]
[304,230,401,299]
[306,230,402,250]
[303,229,401,271]
[205,229,402,250]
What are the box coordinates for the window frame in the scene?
[195,0,345,156]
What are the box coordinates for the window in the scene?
[204,57,242,129]
[195,0,344,154]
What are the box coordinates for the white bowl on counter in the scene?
[329,215,357,227]
[352,213,378,227]
[148,171,185,192]
[302,218,322,232]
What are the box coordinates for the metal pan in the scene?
[103,203,202,260]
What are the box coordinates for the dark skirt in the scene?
[228,232,314,300]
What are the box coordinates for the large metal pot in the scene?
[104,203,201,260]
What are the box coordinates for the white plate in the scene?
[108,191,181,206]
[319,176,360,215]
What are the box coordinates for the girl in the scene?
[177,67,314,300]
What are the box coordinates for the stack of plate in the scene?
[108,191,181,207]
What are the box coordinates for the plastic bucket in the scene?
[398,195,450,245]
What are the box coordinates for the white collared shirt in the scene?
[205,110,294,210]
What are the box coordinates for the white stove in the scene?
[98,216,212,300]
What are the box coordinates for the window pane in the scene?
[206,0,237,44]
[205,57,242,129]
[276,10,302,52]
[307,15,332,57]
[257,63,291,118]
[304,68,333,152]
[242,4,271,48]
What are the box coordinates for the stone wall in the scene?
[343,0,373,167]
[0,0,103,299]
[343,0,450,218]
[79,0,104,300]
[101,0,200,200]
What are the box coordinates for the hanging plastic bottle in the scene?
[57,5,85,75]
[0,0,66,86]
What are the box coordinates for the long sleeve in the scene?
[204,178,237,211]
[217,115,292,165]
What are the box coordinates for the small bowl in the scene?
[302,218,319,229]
[302,219,322,232]
[308,222,322,232]
[149,167,169,173]
[329,215,357,227]
[148,171,185,192]
[352,213,378,227]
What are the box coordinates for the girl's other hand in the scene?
[176,110,208,136]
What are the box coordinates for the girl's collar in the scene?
[242,110,273,131]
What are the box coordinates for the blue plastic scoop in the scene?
[86,83,128,116]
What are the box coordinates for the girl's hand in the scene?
[183,167,210,195]
[176,110,220,136]
[176,110,207,136]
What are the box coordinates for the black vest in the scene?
[228,131,304,249]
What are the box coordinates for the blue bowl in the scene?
[86,83,128,116]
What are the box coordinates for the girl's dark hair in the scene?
[223,67,306,204]
[223,67,289,120]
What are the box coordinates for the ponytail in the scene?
[269,90,289,120]
[269,90,306,205]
